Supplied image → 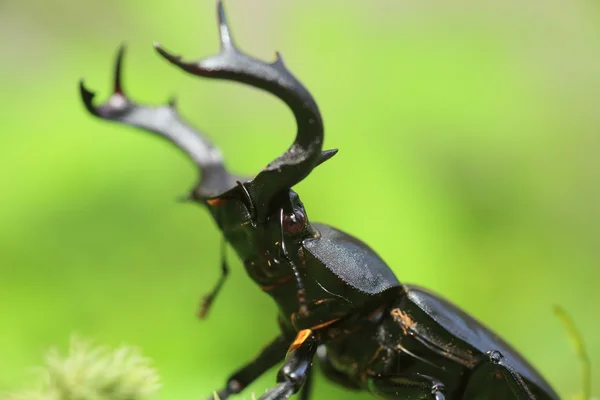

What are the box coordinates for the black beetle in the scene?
[79,2,560,399]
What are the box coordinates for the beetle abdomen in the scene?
[399,285,560,399]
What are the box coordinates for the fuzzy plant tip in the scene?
[2,336,161,400]
[211,391,258,400]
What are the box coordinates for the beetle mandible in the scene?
[79,2,560,399]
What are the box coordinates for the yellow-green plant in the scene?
[554,306,593,400]
[2,337,160,400]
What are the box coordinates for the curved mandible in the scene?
[154,0,331,220]
[79,45,240,200]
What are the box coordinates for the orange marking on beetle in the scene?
[309,318,340,330]
[260,275,293,291]
[367,345,385,366]
[290,312,297,327]
[391,308,417,335]
[206,197,228,206]
[314,298,334,306]
[288,329,312,352]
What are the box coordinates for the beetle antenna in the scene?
[279,208,309,317]
[554,305,591,400]
[198,239,230,319]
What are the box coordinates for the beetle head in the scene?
[206,188,315,279]
[80,0,335,318]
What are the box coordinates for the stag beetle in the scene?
[79,2,560,399]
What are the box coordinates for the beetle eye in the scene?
[282,209,307,234]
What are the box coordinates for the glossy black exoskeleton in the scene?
[79,2,560,399]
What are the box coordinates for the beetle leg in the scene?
[258,330,319,400]
[461,350,536,400]
[197,239,229,319]
[367,373,446,399]
[207,335,289,400]
[259,381,296,400]
[298,367,313,400]
[315,346,361,390]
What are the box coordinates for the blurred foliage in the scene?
[554,306,592,400]
[1,337,160,400]
[1,0,599,398]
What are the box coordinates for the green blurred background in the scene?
[1,0,599,398]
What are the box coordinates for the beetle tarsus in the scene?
[197,239,229,319]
